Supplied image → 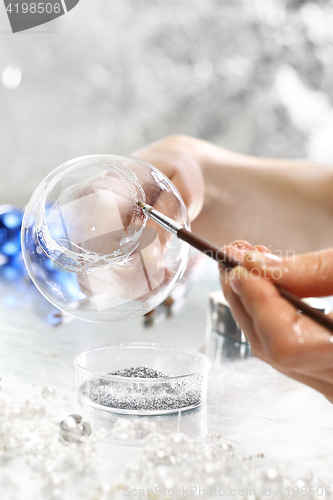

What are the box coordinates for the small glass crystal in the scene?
[59,414,91,444]
[41,385,58,401]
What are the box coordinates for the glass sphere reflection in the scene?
[22,155,190,322]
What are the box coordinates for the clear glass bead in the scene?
[41,385,58,401]
[59,414,91,444]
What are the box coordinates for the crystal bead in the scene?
[41,385,58,401]
[59,414,91,444]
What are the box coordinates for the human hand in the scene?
[135,135,333,253]
[132,135,205,222]
[220,240,333,402]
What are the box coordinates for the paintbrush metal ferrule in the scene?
[135,200,182,235]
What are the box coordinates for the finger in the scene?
[229,240,254,251]
[243,248,333,297]
[219,266,267,358]
[133,136,205,221]
[275,368,333,402]
[253,244,271,253]
[221,242,270,269]
[222,243,255,265]
[229,267,333,370]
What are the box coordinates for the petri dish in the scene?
[74,342,211,415]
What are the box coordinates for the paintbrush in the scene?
[136,200,333,333]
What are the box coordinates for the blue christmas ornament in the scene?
[0,205,23,257]
[23,219,87,304]
[0,204,69,325]
[0,262,22,281]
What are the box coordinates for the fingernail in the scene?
[222,245,247,264]
[244,251,283,266]
[229,240,253,251]
[228,267,247,295]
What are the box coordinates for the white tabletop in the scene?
[0,257,332,498]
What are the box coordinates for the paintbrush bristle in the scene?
[135,199,145,208]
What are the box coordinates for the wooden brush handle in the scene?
[177,227,333,333]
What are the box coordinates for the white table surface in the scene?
[0,257,332,499]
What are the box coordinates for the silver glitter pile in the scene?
[80,365,202,413]
[108,366,167,378]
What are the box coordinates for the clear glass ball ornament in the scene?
[22,155,190,322]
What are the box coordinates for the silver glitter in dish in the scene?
[108,366,167,378]
[80,365,202,413]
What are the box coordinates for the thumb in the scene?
[133,136,205,221]
[242,248,333,297]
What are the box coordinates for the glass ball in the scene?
[22,155,190,322]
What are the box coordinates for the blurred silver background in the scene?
[1,0,333,206]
